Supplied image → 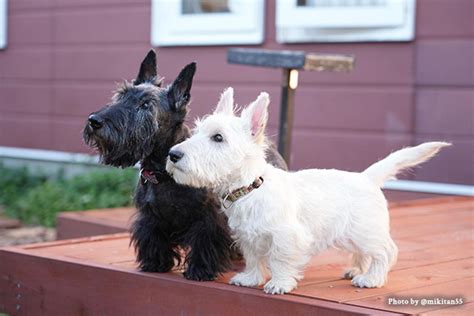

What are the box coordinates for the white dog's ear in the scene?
[214,87,234,115]
[241,92,269,144]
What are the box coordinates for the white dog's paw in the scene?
[351,274,385,288]
[230,272,262,288]
[263,278,296,295]
[343,267,361,279]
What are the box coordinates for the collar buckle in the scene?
[222,193,234,209]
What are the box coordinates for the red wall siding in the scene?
[0,0,472,184]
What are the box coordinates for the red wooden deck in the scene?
[1,197,473,315]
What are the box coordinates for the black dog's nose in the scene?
[169,150,184,163]
[88,114,103,130]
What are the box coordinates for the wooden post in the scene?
[228,48,354,166]
[278,68,296,162]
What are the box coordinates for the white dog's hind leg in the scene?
[351,238,397,288]
[230,249,266,287]
[343,253,371,279]
[387,236,399,269]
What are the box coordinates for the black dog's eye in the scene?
[212,134,223,143]
[141,102,149,109]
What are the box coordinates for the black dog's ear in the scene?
[167,62,196,111]
[135,49,162,86]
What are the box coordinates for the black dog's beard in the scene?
[83,123,156,168]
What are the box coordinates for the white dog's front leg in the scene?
[230,250,265,288]
[263,256,300,295]
[263,229,311,294]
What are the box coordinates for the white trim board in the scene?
[383,180,473,196]
[0,0,7,49]
[151,0,265,46]
[0,146,100,166]
[276,0,416,43]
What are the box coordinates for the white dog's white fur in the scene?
[166,87,451,294]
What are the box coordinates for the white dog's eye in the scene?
[212,134,223,142]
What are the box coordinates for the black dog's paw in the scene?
[183,269,216,281]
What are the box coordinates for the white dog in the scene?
[166,88,450,294]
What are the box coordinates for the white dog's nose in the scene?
[169,150,184,163]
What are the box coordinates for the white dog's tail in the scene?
[363,142,451,187]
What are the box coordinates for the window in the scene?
[0,0,7,49]
[276,0,416,43]
[151,0,265,46]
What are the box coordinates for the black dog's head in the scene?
[83,50,196,168]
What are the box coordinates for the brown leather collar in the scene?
[222,177,264,209]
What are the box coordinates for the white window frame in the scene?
[276,0,416,43]
[0,0,7,49]
[151,0,265,47]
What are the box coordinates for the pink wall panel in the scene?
[186,85,282,127]
[416,88,474,136]
[0,83,52,115]
[415,39,474,86]
[293,87,413,132]
[54,0,150,7]
[8,11,53,45]
[413,136,473,185]
[9,0,54,11]
[0,115,52,149]
[53,46,149,81]
[0,0,472,184]
[51,118,91,153]
[0,48,52,80]
[291,130,412,172]
[53,83,111,117]
[416,0,473,38]
[54,6,150,44]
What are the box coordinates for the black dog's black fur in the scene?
[83,50,287,280]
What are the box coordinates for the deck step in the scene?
[1,197,472,315]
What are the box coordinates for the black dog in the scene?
[83,50,287,280]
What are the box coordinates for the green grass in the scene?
[0,163,138,227]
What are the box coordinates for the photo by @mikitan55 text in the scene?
[387,297,464,307]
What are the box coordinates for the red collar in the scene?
[140,169,159,184]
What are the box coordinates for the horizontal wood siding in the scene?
[0,0,472,184]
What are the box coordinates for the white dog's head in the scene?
[166,87,270,192]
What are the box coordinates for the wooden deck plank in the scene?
[390,201,474,219]
[290,258,473,303]
[391,211,472,236]
[410,228,473,245]
[388,196,473,211]
[28,237,135,265]
[392,215,473,239]
[422,301,474,315]
[393,240,473,271]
